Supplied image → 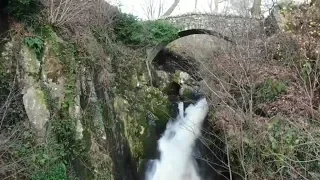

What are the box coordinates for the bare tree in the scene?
[251,0,262,18]
[207,0,227,13]
[161,0,180,17]
[207,0,214,12]
[229,0,252,16]
[195,0,198,12]
[46,0,93,26]
[142,0,161,20]
[142,0,180,19]
[215,0,219,12]
[157,0,165,17]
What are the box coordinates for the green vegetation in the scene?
[43,29,94,179]
[113,13,180,46]
[0,124,68,179]
[7,0,41,24]
[91,11,178,168]
[0,0,181,178]
[32,163,67,180]
[0,25,93,179]
[256,79,287,102]
[24,36,45,60]
[232,117,320,179]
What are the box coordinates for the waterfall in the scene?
[145,98,209,180]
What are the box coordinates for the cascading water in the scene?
[145,98,209,180]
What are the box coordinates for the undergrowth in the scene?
[255,79,287,102]
[0,25,90,179]
[23,36,45,60]
[32,163,68,180]
[223,3,320,180]
[234,116,320,179]
[113,13,180,47]
[6,0,42,25]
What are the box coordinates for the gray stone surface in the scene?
[23,87,50,138]
[161,13,264,40]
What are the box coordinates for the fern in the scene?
[24,36,45,60]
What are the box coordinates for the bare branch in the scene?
[161,0,180,18]
[251,0,262,18]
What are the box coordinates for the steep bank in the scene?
[0,1,187,179]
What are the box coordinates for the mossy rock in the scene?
[114,85,172,161]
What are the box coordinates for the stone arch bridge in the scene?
[147,13,264,70]
[163,13,262,39]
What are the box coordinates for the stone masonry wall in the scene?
[161,13,264,40]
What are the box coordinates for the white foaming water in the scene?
[145,98,209,180]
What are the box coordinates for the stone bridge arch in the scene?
[146,28,233,65]
[146,13,263,83]
[162,13,262,38]
[147,13,263,64]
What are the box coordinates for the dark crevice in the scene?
[153,48,203,81]
[92,67,138,180]
[0,0,9,45]
[0,0,8,9]
[166,82,181,102]
[254,108,268,117]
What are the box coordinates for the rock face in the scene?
[22,87,50,138]
[0,25,194,179]
[19,43,51,139]
[0,14,209,180]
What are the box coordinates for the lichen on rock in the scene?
[23,87,50,139]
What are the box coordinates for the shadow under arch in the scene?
[147,28,233,64]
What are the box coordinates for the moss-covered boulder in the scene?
[114,85,171,161]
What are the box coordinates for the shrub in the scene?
[46,0,91,27]
[144,20,181,43]
[255,79,287,102]
[23,36,45,60]
[44,0,117,28]
[113,13,179,47]
[238,117,320,179]
[32,163,68,180]
[7,0,41,23]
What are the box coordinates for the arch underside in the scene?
[148,29,233,63]
[148,29,233,81]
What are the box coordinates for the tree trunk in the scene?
[214,0,219,12]
[194,0,198,12]
[157,0,164,18]
[251,0,262,18]
[208,0,213,13]
[161,0,180,17]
